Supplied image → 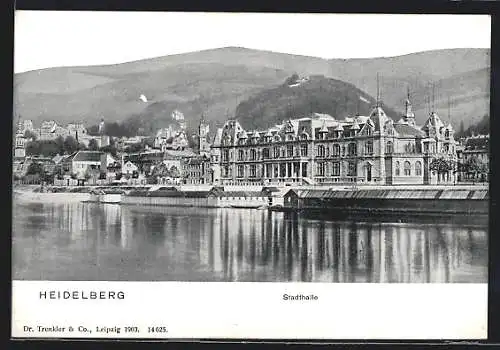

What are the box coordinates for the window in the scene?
[273,146,280,158]
[385,141,393,154]
[273,165,279,178]
[287,145,294,157]
[250,164,256,177]
[223,165,230,177]
[222,150,229,162]
[300,133,308,140]
[445,130,450,139]
[333,144,340,156]
[415,161,422,176]
[317,145,325,157]
[332,162,340,176]
[365,140,373,155]
[280,164,286,177]
[250,149,257,161]
[237,165,244,178]
[395,161,400,176]
[262,148,270,159]
[347,161,357,176]
[348,143,357,156]
[238,149,244,161]
[266,164,272,177]
[300,144,308,157]
[404,161,411,176]
[317,162,326,176]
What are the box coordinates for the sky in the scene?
[14,11,491,73]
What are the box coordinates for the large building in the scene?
[210,96,457,186]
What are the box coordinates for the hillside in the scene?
[235,75,398,130]
[14,46,490,134]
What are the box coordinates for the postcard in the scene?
[11,11,490,339]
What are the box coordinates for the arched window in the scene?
[333,144,340,156]
[395,161,400,176]
[415,161,422,176]
[273,146,280,158]
[386,141,393,154]
[300,133,308,140]
[317,145,325,157]
[249,149,257,161]
[262,148,270,159]
[348,143,357,156]
[404,161,411,176]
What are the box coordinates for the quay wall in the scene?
[121,195,220,208]
[284,188,489,216]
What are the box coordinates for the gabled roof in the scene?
[393,124,425,137]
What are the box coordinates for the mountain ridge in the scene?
[14,46,490,134]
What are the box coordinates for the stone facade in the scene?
[211,98,457,186]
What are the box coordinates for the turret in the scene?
[404,87,416,126]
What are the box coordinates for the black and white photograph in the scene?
[11,11,490,339]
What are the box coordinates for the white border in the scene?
[12,281,487,339]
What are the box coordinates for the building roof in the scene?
[164,149,197,158]
[393,124,425,137]
[465,135,489,151]
[69,151,103,162]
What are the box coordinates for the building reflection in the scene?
[13,201,488,282]
[206,210,487,283]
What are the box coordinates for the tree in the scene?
[88,139,99,151]
[429,158,454,174]
[63,136,79,154]
[24,130,38,141]
[54,136,65,155]
[169,165,180,178]
[124,142,143,154]
[464,156,487,181]
[26,162,43,175]
[284,73,300,86]
[100,144,117,157]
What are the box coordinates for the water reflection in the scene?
[12,201,487,282]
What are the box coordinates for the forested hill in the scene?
[235,74,398,130]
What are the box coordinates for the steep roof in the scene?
[72,151,103,162]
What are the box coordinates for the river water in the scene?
[12,199,488,282]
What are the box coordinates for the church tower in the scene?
[404,86,416,126]
[198,114,210,156]
[98,117,110,148]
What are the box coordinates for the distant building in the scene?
[457,134,489,182]
[171,110,186,130]
[63,151,104,178]
[182,155,211,185]
[14,126,27,159]
[98,118,111,148]
[122,161,139,175]
[198,115,210,156]
[67,122,88,142]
